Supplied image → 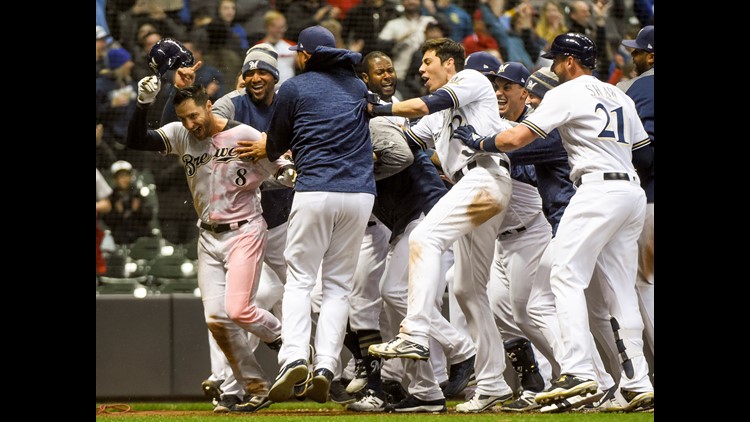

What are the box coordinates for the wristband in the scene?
[481,135,501,153]
[371,103,393,116]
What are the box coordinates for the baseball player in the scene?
[161,44,294,412]
[367,38,516,413]
[125,81,296,413]
[617,25,654,362]
[459,54,553,411]
[456,33,654,412]
[344,51,477,413]
[264,26,376,405]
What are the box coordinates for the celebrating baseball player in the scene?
[454,33,654,412]
[125,79,296,412]
[366,38,516,413]
[264,25,376,406]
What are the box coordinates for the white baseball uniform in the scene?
[156,120,292,394]
[401,69,514,398]
[522,75,652,393]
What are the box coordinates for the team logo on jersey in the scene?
[526,80,538,91]
[182,148,242,176]
[214,147,241,163]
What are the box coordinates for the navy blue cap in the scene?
[464,51,502,75]
[492,62,531,86]
[148,38,195,77]
[621,25,654,53]
[289,26,336,53]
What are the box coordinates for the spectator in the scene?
[217,0,249,52]
[478,0,536,70]
[102,161,154,246]
[256,10,297,85]
[567,0,611,80]
[378,0,437,93]
[96,48,137,150]
[461,9,501,56]
[535,1,568,51]
[96,123,117,171]
[426,0,473,42]
[341,0,399,56]
[286,0,341,42]
[96,25,111,77]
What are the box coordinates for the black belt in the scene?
[500,226,527,237]
[574,172,632,188]
[454,158,510,184]
[200,220,249,234]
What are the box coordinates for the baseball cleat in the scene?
[539,388,604,413]
[213,395,243,413]
[201,378,224,405]
[442,355,475,398]
[268,359,309,403]
[368,336,429,360]
[231,395,271,412]
[501,389,541,412]
[455,392,514,413]
[329,379,357,404]
[599,388,654,412]
[534,374,598,405]
[306,368,333,403]
[346,389,388,412]
[345,359,368,394]
[385,395,446,413]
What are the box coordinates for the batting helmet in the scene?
[541,33,596,69]
[148,38,195,77]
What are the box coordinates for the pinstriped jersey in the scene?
[405,69,513,181]
[156,121,292,225]
[521,75,650,183]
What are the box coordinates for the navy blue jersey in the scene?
[266,47,376,195]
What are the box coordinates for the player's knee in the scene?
[451,282,471,302]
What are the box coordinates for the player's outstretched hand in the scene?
[454,125,499,153]
[137,75,161,104]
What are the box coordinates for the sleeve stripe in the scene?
[155,128,171,154]
[521,120,547,139]
[404,127,428,151]
[441,86,460,109]
[632,137,651,150]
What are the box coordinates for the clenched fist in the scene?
[137,75,161,104]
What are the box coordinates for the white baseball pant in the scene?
[278,191,374,374]
[399,158,513,397]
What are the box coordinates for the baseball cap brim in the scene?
[288,45,302,52]
[540,51,556,60]
[621,39,652,52]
